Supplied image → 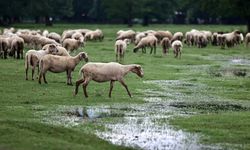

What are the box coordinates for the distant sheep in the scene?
[62,38,82,52]
[172,40,183,58]
[133,34,157,54]
[47,32,61,43]
[85,29,104,41]
[115,39,130,62]
[74,62,144,98]
[161,37,171,55]
[171,32,183,43]
[9,36,24,59]
[116,30,136,42]
[0,37,9,59]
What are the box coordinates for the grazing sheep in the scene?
[62,30,76,41]
[85,29,104,41]
[184,31,194,46]
[133,34,157,54]
[9,36,24,59]
[153,30,173,43]
[171,32,184,43]
[245,33,250,47]
[135,32,146,45]
[172,40,183,58]
[74,62,144,98]
[42,44,70,56]
[220,30,241,49]
[116,30,136,42]
[115,39,130,62]
[0,37,9,59]
[38,52,88,85]
[161,37,171,55]
[212,32,219,46]
[25,44,58,80]
[47,32,61,43]
[72,32,85,46]
[62,38,82,52]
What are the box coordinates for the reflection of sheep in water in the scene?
[74,62,144,98]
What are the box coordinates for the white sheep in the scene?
[38,52,88,85]
[115,39,130,62]
[153,30,173,43]
[62,38,82,52]
[85,29,104,41]
[9,36,24,59]
[25,44,58,80]
[161,37,171,55]
[0,37,9,59]
[116,30,136,42]
[42,44,70,56]
[172,32,184,43]
[245,33,250,47]
[172,40,183,58]
[72,32,85,46]
[135,32,146,45]
[47,32,61,43]
[133,34,157,54]
[74,62,144,98]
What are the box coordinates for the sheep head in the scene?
[47,44,58,55]
[79,52,88,62]
[131,65,144,78]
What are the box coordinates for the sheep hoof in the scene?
[67,83,73,86]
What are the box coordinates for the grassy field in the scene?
[0,24,250,150]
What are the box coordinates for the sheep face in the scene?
[48,44,59,54]
[131,65,144,78]
[79,52,88,62]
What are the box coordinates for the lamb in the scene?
[25,44,58,80]
[133,34,157,54]
[116,30,136,42]
[171,32,184,43]
[62,38,82,52]
[245,33,250,47]
[74,62,144,98]
[42,44,70,56]
[47,32,61,43]
[161,37,171,55]
[115,39,130,62]
[38,52,88,85]
[172,40,183,58]
[85,29,104,41]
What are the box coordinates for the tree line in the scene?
[0,0,249,31]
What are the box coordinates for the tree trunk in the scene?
[247,18,250,33]
[142,15,149,26]
[45,16,53,26]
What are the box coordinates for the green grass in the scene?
[0,23,250,149]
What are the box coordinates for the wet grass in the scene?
[0,23,250,149]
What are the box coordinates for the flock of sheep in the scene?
[0,27,250,98]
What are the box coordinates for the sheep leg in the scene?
[43,72,48,84]
[32,65,35,80]
[119,79,131,98]
[74,78,85,96]
[25,68,28,80]
[109,81,114,98]
[67,70,73,86]
[150,46,153,54]
[82,79,90,98]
